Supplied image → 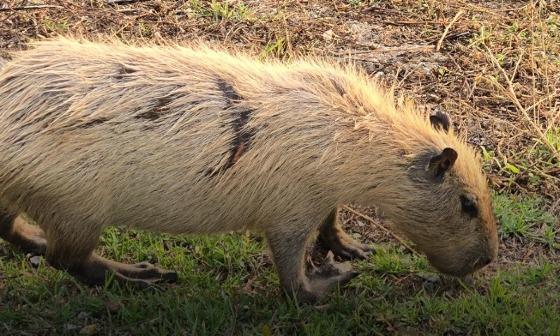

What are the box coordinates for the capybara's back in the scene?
[0,39,497,302]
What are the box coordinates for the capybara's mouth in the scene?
[426,254,493,277]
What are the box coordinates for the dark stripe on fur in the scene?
[136,111,160,121]
[0,75,15,86]
[208,79,256,177]
[114,65,137,81]
[81,117,108,128]
[136,94,182,122]
[330,78,346,96]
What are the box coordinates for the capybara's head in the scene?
[382,111,498,277]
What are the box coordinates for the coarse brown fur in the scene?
[0,38,498,302]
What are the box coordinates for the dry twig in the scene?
[107,0,149,5]
[342,205,420,256]
[0,5,62,11]
[436,10,465,51]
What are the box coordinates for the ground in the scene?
[0,0,559,335]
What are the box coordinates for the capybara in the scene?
[0,39,498,302]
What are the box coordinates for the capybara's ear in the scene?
[429,110,451,132]
[428,147,457,180]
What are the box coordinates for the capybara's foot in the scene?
[304,271,359,303]
[295,253,360,304]
[70,254,178,287]
[266,219,359,304]
[319,223,373,260]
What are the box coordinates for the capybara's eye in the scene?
[460,195,478,218]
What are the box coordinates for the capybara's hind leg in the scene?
[318,208,372,260]
[266,223,358,303]
[0,209,47,255]
[68,255,179,287]
[45,223,177,287]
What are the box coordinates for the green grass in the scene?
[189,0,253,22]
[259,37,289,60]
[41,18,69,34]
[493,193,557,245]
[1,193,559,335]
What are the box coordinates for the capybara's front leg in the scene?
[44,220,177,287]
[266,218,358,303]
[318,208,373,260]
[0,209,47,255]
